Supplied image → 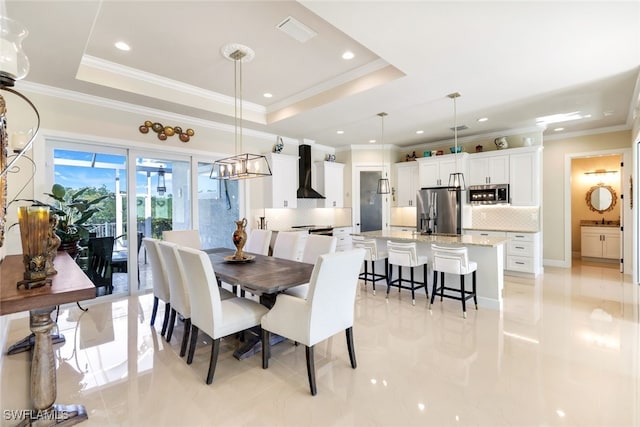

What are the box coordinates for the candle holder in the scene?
[17,205,52,289]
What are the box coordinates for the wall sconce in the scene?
[584,169,618,176]
[139,121,194,142]
[584,168,618,183]
[157,167,166,195]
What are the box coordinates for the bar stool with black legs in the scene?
[386,241,428,305]
[352,235,388,295]
[430,244,478,318]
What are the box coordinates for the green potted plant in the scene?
[25,184,109,258]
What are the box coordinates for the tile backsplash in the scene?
[469,205,540,232]
[251,207,352,231]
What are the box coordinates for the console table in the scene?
[1,252,95,426]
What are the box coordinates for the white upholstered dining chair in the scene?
[245,229,272,255]
[261,248,366,395]
[176,246,269,385]
[162,229,201,249]
[284,234,337,299]
[142,238,171,337]
[272,231,304,261]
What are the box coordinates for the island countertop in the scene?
[355,230,509,247]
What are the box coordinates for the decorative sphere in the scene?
[179,133,190,143]
[174,126,183,134]
[139,125,149,134]
[152,122,163,133]
[186,128,195,136]
[144,120,153,127]
[164,126,175,136]
[158,133,167,141]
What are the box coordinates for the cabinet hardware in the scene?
[515,246,525,249]
[515,261,525,265]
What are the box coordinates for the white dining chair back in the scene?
[142,238,171,336]
[163,230,201,249]
[272,231,304,260]
[261,249,366,395]
[301,234,337,265]
[351,235,385,262]
[245,229,272,255]
[157,241,190,317]
[176,246,269,385]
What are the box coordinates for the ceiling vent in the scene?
[276,16,317,43]
[449,125,468,131]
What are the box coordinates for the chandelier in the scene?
[211,44,271,180]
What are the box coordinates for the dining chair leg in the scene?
[305,345,317,396]
[206,338,221,385]
[166,308,177,342]
[187,324,199,365]
[180,318,191,357]
[345,327,357,369]
[160,303,171,337]
[150,296,159,326]
[262,329,271,369]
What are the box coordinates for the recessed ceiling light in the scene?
[477,117,488,122]
[369,139,376,143]
[114,41,131,51]
[554,127,564,131]
[536,111,590,125]
[263,93,273,98]
[603,110,614,117]
[416,130,424,134]
[342,50,354,60]
[336,130,344,135]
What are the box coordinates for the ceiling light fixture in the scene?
[342,50,354,60]
[416,130,424,134]
[584,168,618,176]
[211,44,271,180]
[447,92,466,190]
[336,130,344,134]
[369,139,376,143]
[157,166,166,195]
[477,117,488,122]
[376,112,390,194]
[263,92,273,98]
[114,41,131,51]
[536,111,591,125]
[554,127,564,132]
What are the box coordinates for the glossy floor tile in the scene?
[2,260,639,426]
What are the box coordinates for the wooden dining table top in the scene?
[206,248,314,296]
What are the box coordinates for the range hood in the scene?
[297,144,325,199]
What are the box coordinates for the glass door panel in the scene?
[197,162,239,250]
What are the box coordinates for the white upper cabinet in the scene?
[417,153,468,188]
[315,161,345,208]
[264,153,298,208]
[394,162,419,207]
[509,147,541,206]
[468,153,510,185]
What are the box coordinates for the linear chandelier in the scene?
[211,44,271,180]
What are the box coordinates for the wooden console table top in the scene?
[0,252,95,315]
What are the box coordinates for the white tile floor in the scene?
[2,259,639,426]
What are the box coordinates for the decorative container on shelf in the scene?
[494,137,508,150]
[273,137,284,153]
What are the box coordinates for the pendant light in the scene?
[211,44,271,180]
[447,92,466,190]
[376,112,390,194]
[156,166,166,195]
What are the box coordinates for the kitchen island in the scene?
[356,230,509,311]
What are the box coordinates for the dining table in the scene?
[205,247,315,359]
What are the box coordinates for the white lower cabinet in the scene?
[334,227,353,251]
[581,226,620,260]
[465,229,541,276]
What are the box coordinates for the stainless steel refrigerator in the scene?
[416,187,462,235]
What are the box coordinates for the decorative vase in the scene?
[232,218,248,260]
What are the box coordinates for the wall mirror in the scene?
[586,184,616,213]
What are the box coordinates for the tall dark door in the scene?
[359,171,382,232]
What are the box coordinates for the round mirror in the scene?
[586,184,616,213]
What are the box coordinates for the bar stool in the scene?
[352,235,388,295]
[386,241,428,305]
[430,244,478,318]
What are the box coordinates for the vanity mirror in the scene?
[586,184,617,213]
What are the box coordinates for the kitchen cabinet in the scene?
[315,161,344,208]
[264,153,297,209]
[505,232,542,275]
[417,153,468,188]
[468,153,509,185]
[465,229,507,266]
[334,227,353,251]
[509,147,541,206]
[394,162,419,206]
[581,226,620,260]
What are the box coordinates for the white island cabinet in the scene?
[264,153,297,209]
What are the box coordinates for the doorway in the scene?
[352,165,389,233]
[566,150,626,272]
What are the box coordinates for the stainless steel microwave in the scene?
[468,184,509,204]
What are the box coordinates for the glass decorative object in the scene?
[17,206,51,288]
